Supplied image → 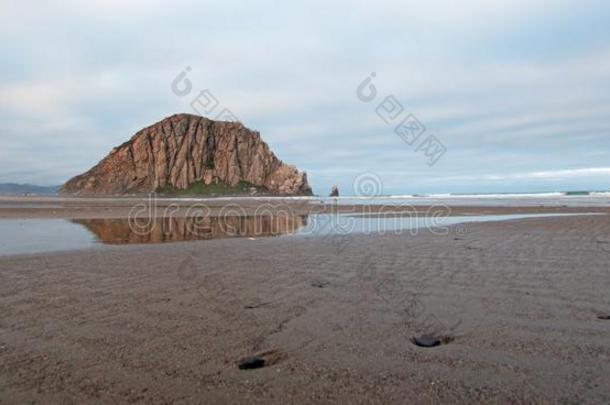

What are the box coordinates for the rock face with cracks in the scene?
[60,114,312,196]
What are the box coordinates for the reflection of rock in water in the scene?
[73,215,308,244]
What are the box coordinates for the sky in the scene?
[1,0,610,195]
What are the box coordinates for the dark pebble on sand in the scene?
[598,315,610,320]
[311,280,329,288]
[238,356,266,370]
[412,335,441,348]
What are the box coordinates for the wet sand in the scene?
[1,198,610,403]
[2,195,610,219]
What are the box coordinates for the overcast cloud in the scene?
[1,0,610,194]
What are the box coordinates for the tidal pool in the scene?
[0,213,602,256]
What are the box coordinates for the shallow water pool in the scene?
[0,213,602,256]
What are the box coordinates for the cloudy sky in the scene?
[2,0,610,195]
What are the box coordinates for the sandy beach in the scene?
[6,0,610,402]
[0,198,609,404]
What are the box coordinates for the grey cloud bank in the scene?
[1,0,610,194]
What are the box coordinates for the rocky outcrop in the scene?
[329,185,339,197]
[60,114,312,196]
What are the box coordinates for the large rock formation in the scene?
[60,114,312,196]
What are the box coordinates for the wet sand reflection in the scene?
[73,215,308,244]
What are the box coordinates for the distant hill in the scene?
[0,183,59,196]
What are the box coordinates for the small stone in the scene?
[412,335,441,348]
[311,280,329,288]
[598,315,610,320]
[238,356,266,370]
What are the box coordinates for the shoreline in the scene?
[2,196,610,219]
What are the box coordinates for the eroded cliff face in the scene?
[60,114,312,196]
